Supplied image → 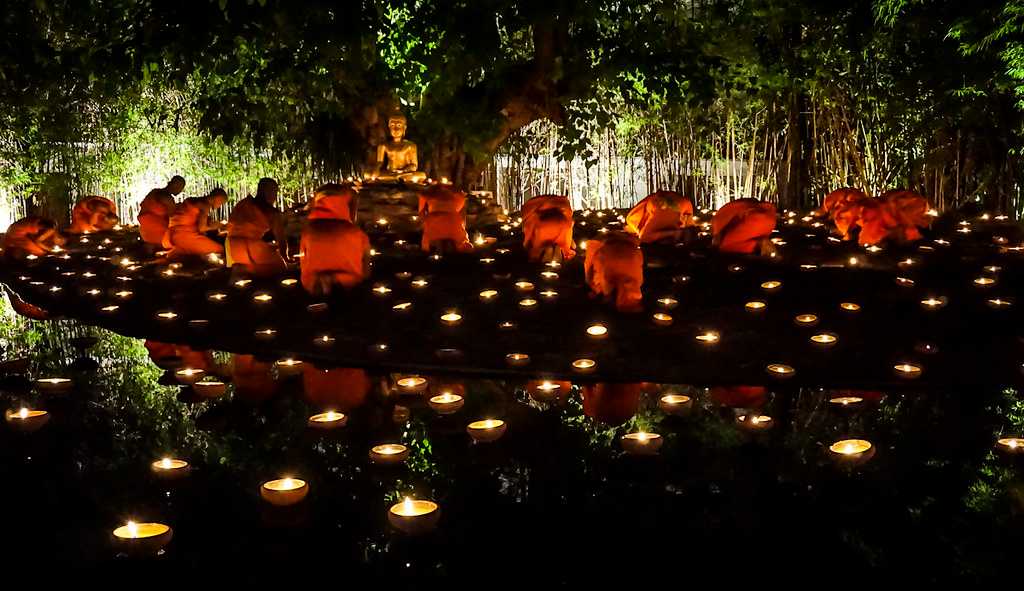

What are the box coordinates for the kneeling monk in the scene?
[418,185,473,253]
[300,184,371,296]
[138,175,185,246]
[818,188,869,240]
[164,188,228,259]
[711,199,777,255]
[68,196,118,234]
[584,231,643,313]
[226,178,287,276]
[522,194,576,262]
[857,190,931,246]
[2,216,64,259]
[625,190,694,243]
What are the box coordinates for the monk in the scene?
[817,188,869,240]
[300,183,371,296]
[226,178,287,276]
[303,365,371,410]
[164,188,228,259]
[711,199,777,255]
[67,196,118,234]
[522,194,575,262]
[584,231,644,313]
[418,185,473,253]
[138,175,185,246]
[625,190,694,243]
[857,190,931,246]
[2,216,64,259]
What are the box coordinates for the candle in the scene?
[307,302,328,314]
[658,394,693,416]
[996,437,1024,456]
[539,289,558,299]
[479,289,499,302]
[498,320,518,331]
[829,439,874,466]
[765,364,795,378]
[114,290,133,299]
[657,297,679,309]
[540,271,559,281]
[920,296,946,309]
[112,521,173,555]
[587,324,609,339]
[893,363,923,378]
[506,352,530,367]
[192,379,226,398]
[467,419,507,443]
[736,414,774,431]
[440,311,463,326]
[828,395,864,410]
[428,392,465,415]
[760,280,782,292]
[530,381,563,402]
[974,276,996,287]
[396,376,428,394]
[252,292,273,304]
[155,310,178,321]
[274,358,304,377]
[839,302,861,312]
[388,498,440,535]
[745,300,767,312]
[392,301,413,313]
[280,278,298,287]
[987,297,1013,309]
[314,334,335,347]
[572,358,597,373]
[234,279,252,288]
[35,377,73,393]
[307,410,348,429]
[794,313,818,327]
[188,319,209,330]
[518,298,538,309]
[895,276,915,287]
[174,368,206,385]
[621,432,663,455]
[369,443,409,465]
[4,407,50,432]
[652,312,673,326]
[150,457,190,480]
[254,328,277,341]
[695,331,720,344]
[260,478,308,506]
[810,333,838,347]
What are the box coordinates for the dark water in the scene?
[0,306,1020,584]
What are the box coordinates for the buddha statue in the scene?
[372,111,427,184]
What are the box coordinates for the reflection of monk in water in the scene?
[711,386,767,408]
[582,383,643,426]
[68,196,118,234]
[226,178,287,276]
[164,188,228,258]
[231,354,278,402]
[584,231,644,313]
[418,185,473,253]
[144,341,215,373]
[712,199,777,255]
[300,183,371,296]
[522,195,575,263]
[303,365,371,410]
[625,191,694,244]
[138,176,185,246]
[2,216,64,259]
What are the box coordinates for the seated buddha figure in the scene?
[372,111,427,184]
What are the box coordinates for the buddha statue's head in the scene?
[387,113,408,142]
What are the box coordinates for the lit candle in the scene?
[895,276,915,287]
[396,376,428,394]
[745,300,767,312]
[112,521,173,555]
[188,319,209,330]
[428,392,465,415]
[114,290,133,299]
[234,279,252,288]
[760,280,782,292]
[539,289,558,299]
[100,305,120,314]
[274,358,304,377]
[252,292,274,304]
[150,457,190,480]
[587,324,609,339]
[652,312,673,326]
[440,311,463,326]
[192,379,226,398]
[392,405,411,423]
[314,334,336,347]
[893,363,922,378]
[658,394,693,416]
[621,432,663,455]
[657,297,678,309]
[828,395,864,410]
[766,364,795,378]
[840,302,861,312]
[920,296,946,310]
[280,278,298,287]
[518,298,538,309]
[388,498,440,535]
[307,302,328,314]
[369,443,409,465]
[540,271,559,281]
[498,320,517,331]
[530,381,563,402]
[4,407,49,432]
[987,297,1013,309]
[736,414,774,431]
[35,377,73,393]
[794,313,818,327]
[260,478,309,506]
[695,331,720,344]
[467,419,507,443]
[514,281,535,292]
[829,439,874,466]
[479,289,499,301]
[254,327,277,341]
[810,333,838,347]
[996,437,1024,456]
[155,310,178,321]
[572,358,596,373]
[506,352,530,367]
[392,301,413,313]
[174,368,206,385]
[307,410,347,429]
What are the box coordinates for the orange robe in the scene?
[818,188,867,218]
[856,191,931,246]
[138,188,176,245]
[68,196,118,234]
[232,354,277,402]
[625,191,693,243]
[584,232,643,313]
[302,365,370,410]
[712,199,777,254]
[522,195,575,262]
[818,188,869,240]
[418,188,473,253]
[2,216,58,258]
[226,196,286,275]
[711,386,767,408]
[581,383,643,426]
[300,195,370,294]
[165,197,223,256]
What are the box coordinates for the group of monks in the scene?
[1,174,932,315]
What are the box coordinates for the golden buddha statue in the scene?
[372,112,427,184]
